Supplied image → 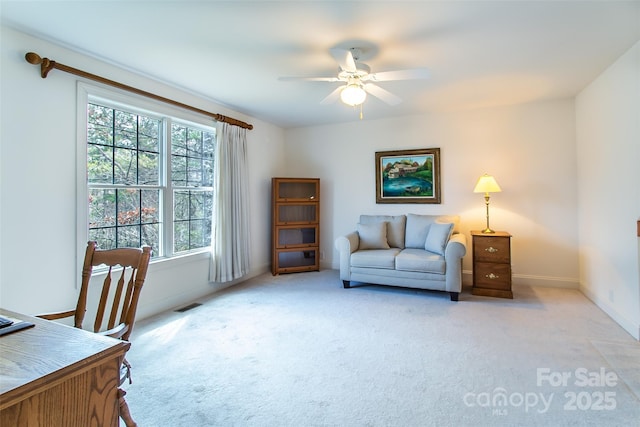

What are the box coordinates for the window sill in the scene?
[91,249,210,276]
[148,249,211,272]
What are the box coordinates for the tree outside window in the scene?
[87,102,214,255]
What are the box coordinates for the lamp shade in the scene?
[340,83,367,106]
[473,174,502,194]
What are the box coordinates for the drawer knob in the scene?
[485,246,499,253]
[485,273,499,279]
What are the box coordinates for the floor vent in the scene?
[174,302,202,313]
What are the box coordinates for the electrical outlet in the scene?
[320,250,325,260]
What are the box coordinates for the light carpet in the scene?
[125,269,640,426]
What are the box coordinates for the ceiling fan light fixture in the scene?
[340,83,367,106]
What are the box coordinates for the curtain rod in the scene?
[24,52,253,130]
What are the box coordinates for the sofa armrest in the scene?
[445,233,466,259]
[335,232,359,281]
[444,233,467,292]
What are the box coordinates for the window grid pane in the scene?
[170,124,214,187]
[89,188,161,250]
[87,101,215,256]
[173,189,212,253]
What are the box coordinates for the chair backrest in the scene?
[74,241,152,341]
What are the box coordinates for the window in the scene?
[170,123,215,252]
[84,90,215,258]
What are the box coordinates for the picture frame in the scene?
[375,148,441,204]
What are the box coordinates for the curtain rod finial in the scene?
[25,52,42,65]
[25,51,54,78]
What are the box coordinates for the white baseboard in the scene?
[513,273,579,288]
[580,285,640,341]
[137,263,271,322]
[136,287,219,322]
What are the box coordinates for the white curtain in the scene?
[209,122,250,283]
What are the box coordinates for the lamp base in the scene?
[481,194,496,234]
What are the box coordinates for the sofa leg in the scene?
[450,292,459,301]
[343,280,351,289]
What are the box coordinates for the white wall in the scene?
[576,41,640,340]
[0,26,285,320]
[284,99,579,288]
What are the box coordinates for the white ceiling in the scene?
[2,1,639,128]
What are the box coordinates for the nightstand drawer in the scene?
[473,236,510,263]
[474,262,511,290]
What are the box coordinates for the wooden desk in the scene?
[0,308,129,426]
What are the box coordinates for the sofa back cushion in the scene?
[359,215,406,249]
[405,214,436,248]
[357,222,390,250]
[405,214,460,249]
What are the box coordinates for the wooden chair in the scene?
[38,241,152,427]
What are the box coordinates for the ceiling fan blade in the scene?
[329,48,357,72]
[364,83,402,106]
[279,76,340,82]
[366,68,430,82]
[320,86,343,105]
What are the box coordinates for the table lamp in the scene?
[473,174,502,233]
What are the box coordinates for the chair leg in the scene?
[118,388,137,427]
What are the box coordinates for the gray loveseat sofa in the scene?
[334,214,467,301]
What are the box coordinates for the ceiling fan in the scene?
[279,47,430,111]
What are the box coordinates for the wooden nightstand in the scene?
[471,230,513,299]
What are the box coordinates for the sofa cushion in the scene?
[357,222,390,250]
[351,248,400,269]
[359,215,406,248]
[395,249,446,274]
[425,222,454,256]
[405,214,436,248]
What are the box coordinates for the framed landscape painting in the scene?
[375,148,441,204]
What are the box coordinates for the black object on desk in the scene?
[0,315,34,336]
